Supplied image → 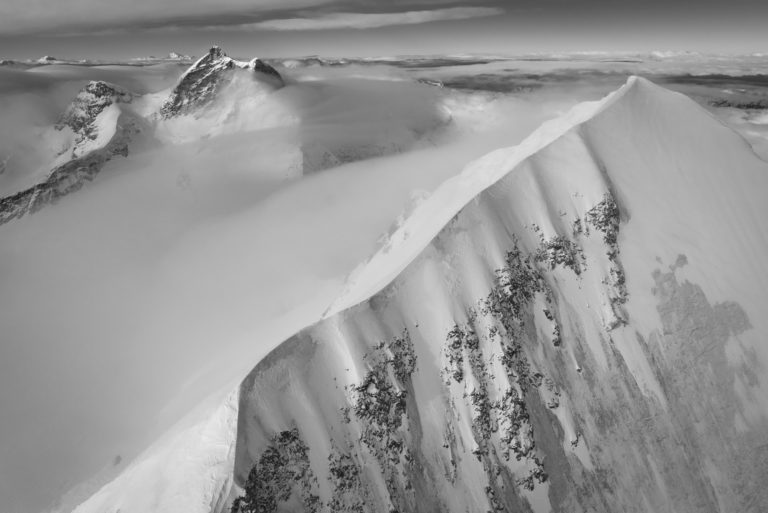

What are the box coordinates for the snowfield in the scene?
[66,76,768,513]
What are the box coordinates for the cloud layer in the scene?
[241,7,504,31]
[0,0,500,35]
[0,0,336,35]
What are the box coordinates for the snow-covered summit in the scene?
[159,46,284,118]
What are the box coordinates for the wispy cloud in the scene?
[0,0,338,35]
[237,7,504,31]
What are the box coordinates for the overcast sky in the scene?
[0,0,767,59]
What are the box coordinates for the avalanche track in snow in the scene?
[73,77,768,513]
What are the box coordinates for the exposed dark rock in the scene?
[535,235,585,275]
[328,448,367,513]
[482,239,546,332]
[584,194,628,328]
[232,428,320,513]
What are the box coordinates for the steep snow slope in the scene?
[73,76,768,513]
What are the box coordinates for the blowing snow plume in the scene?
[67,77,768,513]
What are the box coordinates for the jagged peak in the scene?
[57,80,132,131]
[160,45,283,118]
[207,45,225,59]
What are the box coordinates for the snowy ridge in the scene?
[71,76,768,513]
[325,77,636,318]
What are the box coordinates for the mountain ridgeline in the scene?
[71,78,768,513]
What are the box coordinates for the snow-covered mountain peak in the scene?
[0,80,141,225]
[58,81,132,129]
[159,46,284,118]
[69,75,768,513]
[56,81,133,159]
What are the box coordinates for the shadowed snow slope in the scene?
[73,77,768,513]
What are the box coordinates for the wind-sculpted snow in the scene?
[70,77,768,513]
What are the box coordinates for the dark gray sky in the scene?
[0,0,767,59]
